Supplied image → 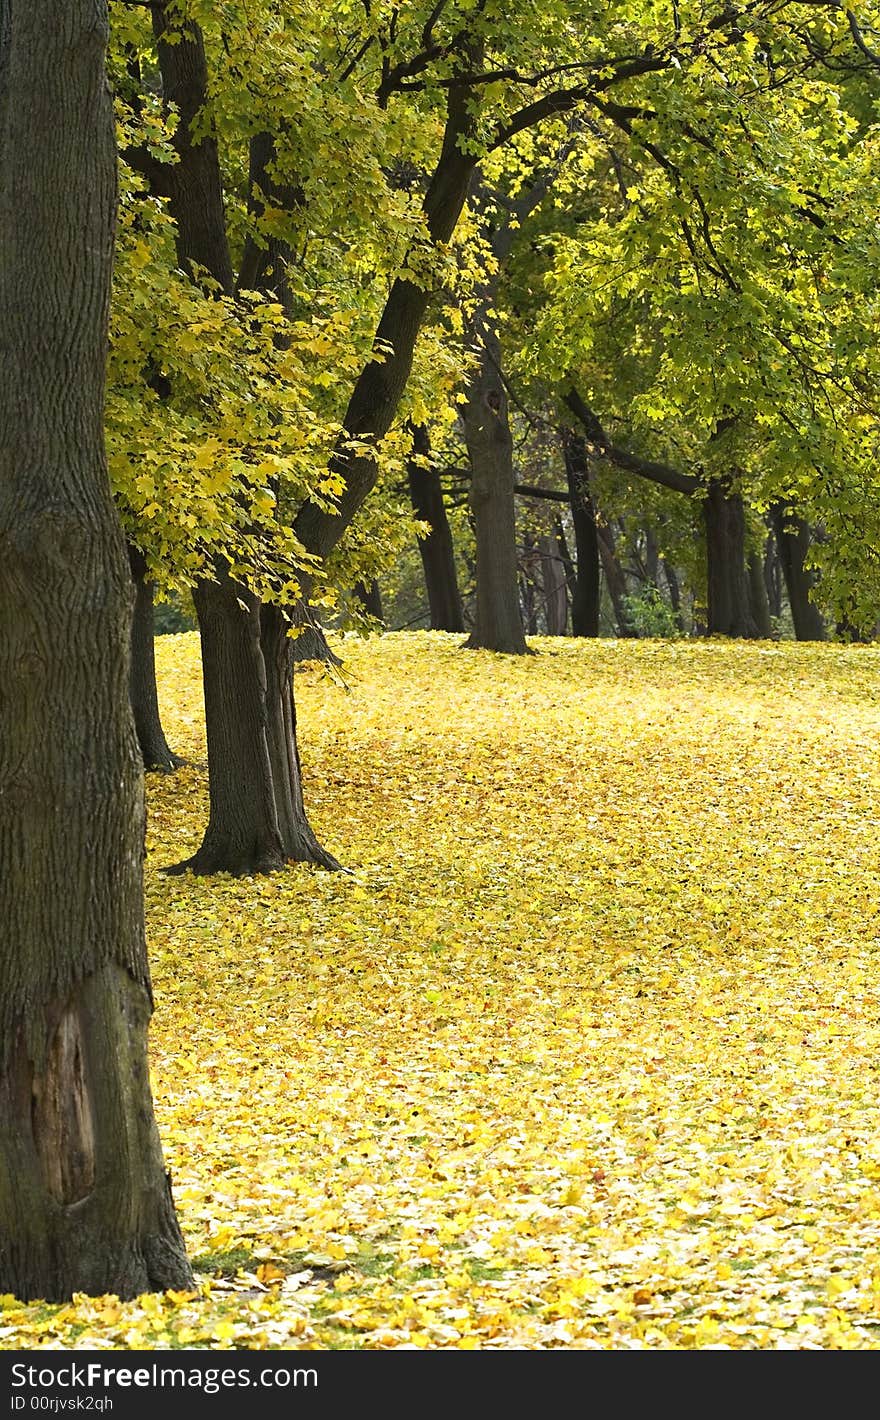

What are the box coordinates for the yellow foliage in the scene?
[5,633,880,1350]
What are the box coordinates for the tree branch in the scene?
[515,484,570,502]
[565,389,700,495]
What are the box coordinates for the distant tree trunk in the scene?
[769,503,826,641]
[764,531,783,620]
[540,535,568,634]
[0,0,191,1300]
[644,525,660,587]
[462,330,528,653]
[128,545,184,772]
[407,425,465,632]
[563,431,600,637]
[353,579,384,622]
[554,515,576,586]
[747,549,773,638]
[704,481,760,638]
[520,529,539,635]
[661,559,685,631]
[597,523,637,637]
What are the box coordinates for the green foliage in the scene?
[105,0,880,627]
[622,585,683,639]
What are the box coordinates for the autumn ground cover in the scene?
[4,631,880,1349]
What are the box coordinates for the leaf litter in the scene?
[4,632,880,1350]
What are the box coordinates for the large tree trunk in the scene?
[704,481,760,638]
[128,545,184,772]
[170,574,286,877]
[168,580,340,877]
[462,331,528,654]
[151,5,235,294]
[563,431,600,637]
[0,0,191,1300]
[407,425,465,632]
[769,503,826,641]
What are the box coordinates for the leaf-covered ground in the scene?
[5,632,880,1349]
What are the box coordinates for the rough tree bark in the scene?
[704,481,760,638]
[259,604,340,868]
[0,0,191,1300]
[128,545,184,772]
[462,328,528,653]
[769,503,826,641]
[407,425,465,632]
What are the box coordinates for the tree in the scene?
[124,5,339,875]
[563,430,601,637]
[407,425,465,633]
[0,0,191,1299]
[769,503,827,642]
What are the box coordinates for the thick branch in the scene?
[565,389,700,495]
[515,484,570,502]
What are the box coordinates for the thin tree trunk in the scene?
[407,424,465,632]
[644,524,660,587]
[769,503,826,641]
[539,535,568,634]
[0,0,191,1300]
[462,331,528,653]
[597,523,637,637]
[563,431,600,636]
[661,558,684,631]
[704,480,760,638]
[747,548,773,638]
[128,545,184,772]
[554,516,576,587]
[763,530,782,620]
